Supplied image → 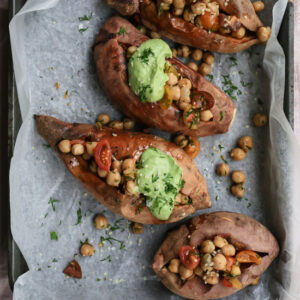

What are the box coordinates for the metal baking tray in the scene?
[7,0,294,291]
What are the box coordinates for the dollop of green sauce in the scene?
[136,147,183,220]
[128,39,172,103]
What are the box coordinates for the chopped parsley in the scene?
[52,258,58,263]
[180,179,186,188]
[221,74,241,101]
[79,27,88,33]
[220,111,224,121]
[75,208,82,225]
[48,197,60,212]
[139,48,154,64]
[43,144,51,148]
[139,85,152,103]
[221,155,228,164]
[228,57,238,67]
[206,74,214,82]
[117,26,128,36]
[96,278,101,282]
[100,255,112,262]
[240,80,253,88]
[50,231,58,241]
[218,144,224,151]
[100,236,125,250]
[247,203,252,208]
[78,12,93,22]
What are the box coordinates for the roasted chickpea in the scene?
[207,2,219,15]
[86,142,97,156]
[178,101,191,111]
[213,254,227,271]
[89,160,97,173]
[253,113,268,127]
[106,170,121,186]
[200,110,213,122]
[173,0,185,9]
[231,170,246,184]
[122,158,135,171]
[219,27,231,35]
[191,49,203,61]
[232,26,246,39]
[80,243,95,256]
[109,120,124,130]
[97,113,110,125]
[150,31,161,39]
[127,46,137,58]
[171,85,181,101]
[191,2,206,15]
[180,86,191,102]
[112,160,122,172]
[201,240,215,254]
[201,254,213,272]
[131,222,144,234]
[179,264,193,280]
[123,118,135,130]
[167,72,178,86]
[231,265,241,276]
[238,136,253,152]
[181,45,191,58]
[187,62,198,72]
[205,272,219,285]
[172,7,184,16]
[183,136,200,159]
[171,48,178,58]
[230,148,247,161]
[94,214,108,229]
[138,25,147,34]
[194,266,203,277]
[178,78,192,90]
[253,1,264,12]
[160,2,171,10]
[222,244,236,256]
[199,63,211,76]
[58,140,71,153]
[123,168,136,181]
[97,167,108,178]
[183,8,195,22]
[217,163,229,176]
[126,180,138,195]
[231,183,245,198]
[257,26,271,43]
[213,235,228,248]
[72,144,85,156]
[176,47,183,57]
[168,258,180,273]
[174,135,188,148]
[203,52,214,65]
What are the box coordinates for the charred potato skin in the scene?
[35,115,211,225]
[94,16,236,137]
[152,212,279,299]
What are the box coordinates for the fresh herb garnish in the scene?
[75,208,82,225]
[44,213,48,218]
[240,80,253,88]
[48,197,60,212]
[221,74,241,101]
[96,278,101,282]
[218,144,224,151]
[78,12,93,22]
[228,57,238,67]
[152,173,159,183]
[50,231,58,241]
[139,85,151,102]
[100,236,125,250]
[80,238,89,245]
[79,27,88,33]
[100,255,112,262]
[139,48,154,64]
[206,74,214,81]
[180,179,186,188]
[220,111,224,121]
[221,155,228,164]
[52,258,58,263]
[117,26,128,36]
[43,144,51,148]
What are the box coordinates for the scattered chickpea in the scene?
[232,26,246,39]
[167,72,178,86]
[58,140,71,153]
[191,2,206,15]
[222,244,236,256]
[238,136,253,152]
[173,0,186,9]
[168,258,180,273]
[89,160,97,173]
[160,2,171,10]
[131,222,144,234]
[80,243,95,256]
[86,142,97,156]
[123,118,135,130]
[109,120,124,130]
[97,167,108,178]
[231,265,241,276]
[231,171,246,184]
[257,26,271,43]
[231,183,245,198]
[205,272,219,285]
[174,135,189,148]
[187,62,198,72]
[207,2,219,15]
[172,7,184,16]
[201,254,213,272]
[106,170,121,186]
[212,254,227,271]
[181,45,191,58]
[253,113,268,127]
[253,1,264,12]
[126,180,138,195]
[194,266,203,277]
[127,46,137,58]
[179,264,193,280]
[217,163,229,176]
[97,113,110,125]
[112,160,122,172]
[200,110,213,122]
[150,31,161,39]
[171,85,181,101]
[230,148,247,161]
[178,78,192,90]
[213,236,228,248]
[72,144,85,156]
[171,48,177,58]
[122,158,135,171]
[138,25,147,34]
[203,52,214,65]
[191,49,203,61]
[180,86,191,102]
[199,63,211,76]
[201,240,215,254]
[94,214,108,229]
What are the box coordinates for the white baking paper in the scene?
[8,0,300,299]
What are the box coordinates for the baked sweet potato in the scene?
[103,0,271,53]
[94,16,236,137]
[35,115,210,224]
[153,211,279,299]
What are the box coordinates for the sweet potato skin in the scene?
[153,212,279,299]
[35,115,211,224]
[94,16,236,137]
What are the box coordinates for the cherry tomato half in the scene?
[236,250,262,265]
[201,12,219,32]
[63,260,82,278]
[179,245,200,270]
[191,91,215,111]
[94,139,112,172]
[225,256,235,272]
[70,139,86,145]
[222,278,232,287]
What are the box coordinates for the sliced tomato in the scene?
[191,91,214,110]
[225,256,235,272]
[179,245,200,270]
[70,139,86,145]
[183,108,200,129]
[236,250,262,265]
[222,278,232,287]
[201,12,219,32]
[94,139,112,171]
[63,259,82,278]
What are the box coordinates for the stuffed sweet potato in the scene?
[94,16,236,137]
[103,0,271,53]
[153,211,279,299]
[35,115,210,224]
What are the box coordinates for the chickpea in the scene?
[179,264,193,280]
[58,140,71,153]
[200,110,213,122]
[183,8,195,22]
[131,222,144,234]
[205,272,219,285]
[172,7,184,16]
[194,266,203,277]
[191,2,206,15]
[174,135,188,148]
[126,180,138,195]
[171,85,181,101]
[106,170,121,186]
[123,118,135,130]
[201,240,215,254]
[203,53,214,65]
[171,48,177,58]
[191,49,203,61]
[97,113,110,125]
[213,235,228,248]
[150,31,161,39]
[80,243,95,256]
[72,144,85,156]
[213,254,227,271]
[178,78,192,90]
[167,72,178,86]
[173,0,185,9]
[89,160,97,173]
[94,214,108,229]
[219,27,231,35]
[109,120,124,130]
[231,265,241,276]
[181,45,191,58]
[86,142,97,156]
[168,258,180,273]
[253,1,264,12]
[97,167,108,178]
[127,46,137,58]
[238,136,253,152]
[217,163,229,176]
[178,101,191,111]
[231,170,246,184]
[207,2,219,16]
[138,25,147,34]
[164,0,173,5]
[257,26,271,43]
[160,2,171,10]
[187,62,198,72]
[222,244,236,256]
[232,26,246,39]
[201,254,213,272]
[231,183,245,198]
[253,113,268,127]
[230,148,247,161]
[122,158,135,171]
[199,63,211,76]
[123,168,136,181]
[184,136,200,159]
[180,86,191,102]
[112,160,122,172]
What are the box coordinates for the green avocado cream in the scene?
[136,147,183,220]
[128,39,172,103]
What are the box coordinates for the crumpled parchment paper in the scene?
[9,0,300,299]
